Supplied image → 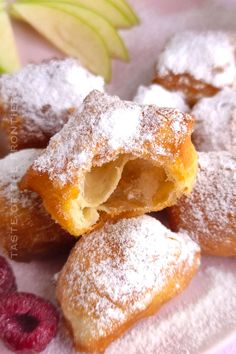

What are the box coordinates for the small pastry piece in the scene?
[154,31,236,106]
[133,84,189,112]
[20,90,198,236]
[192,88,236,152]
[168,152,236,257]
[0,149,74,261]
[56,215,200,353]
[0,58,104,153]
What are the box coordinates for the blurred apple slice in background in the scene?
[36,2,129,60]
[0,1,4,11]
[11,3,111,80]
[109,0,139,25]
[17,0,133,28]
[0,10,20,73]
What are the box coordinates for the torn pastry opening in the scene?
[72,154,175,233]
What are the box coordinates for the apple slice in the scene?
[18,0,133,28]
[11,3,111,80]
[0,10,20,73]
[0,0,6,13]
[36,2,129,60]
[109,0,139,25]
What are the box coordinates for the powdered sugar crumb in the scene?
[133,84,190,112]
[33,91,192,185]
[192,88,236,152]
[156,31,236,89]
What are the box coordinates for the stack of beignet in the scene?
[0,29,234,353]
[16,82,198,351]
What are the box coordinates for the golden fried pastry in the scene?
[0,149,74,261]
[168,151,236,257]
[0,58,104,154]
[154,31,236,106]
[133,84,189,112]
[192,88,236,152]
[56,215,200,353]
[20,90,198,237]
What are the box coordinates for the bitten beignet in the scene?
[20,90,198,236]
[168,152,236,257]
[56,215,200,353]
[0,58,104,153]
[154,31,236,106]
[0,149,74,261]
[192,88,236,152]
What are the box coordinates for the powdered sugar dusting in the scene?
[176,151,236,244]
[0,149,42,207]
[108,258,236,354]
[133,84,189,112]
[0,58,105,137]
[59,216,199,337]
[156,31,236,89]
[192,88,236,151]
[33,91,193,185]
[98,106,141,149]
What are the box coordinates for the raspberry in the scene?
[0,292,59,353]
[0,255,17,296]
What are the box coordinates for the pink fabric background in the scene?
[2,1,235,353]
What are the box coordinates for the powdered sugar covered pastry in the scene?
[56,215,200,353]
[154,31,236,105]
[133,84,189,112]
[0,149,74,261]
[0,58,104,152]
[20,91,197,236]
[168,151,236,257]
[192,88,236,152]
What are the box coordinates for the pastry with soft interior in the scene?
[20,90,198,237]
[168,151,236,257]
[56,215,200,353]
[133,84,189,112]
[0,58,104,154]
[192,88,236,152]
[0,149,74,261]
[154,31,236,106]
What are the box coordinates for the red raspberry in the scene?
[0,255,17,296]
[0,292,59,353]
